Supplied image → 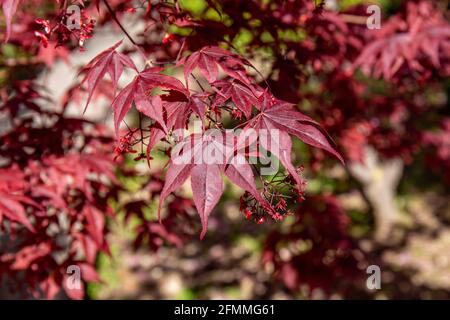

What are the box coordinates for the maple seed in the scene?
[244,208,253,219]
[162,33,174,44]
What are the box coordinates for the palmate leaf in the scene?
[80,40,138,113]
[251,94,344,163]
[180,46,252,87]
[148,91,343,240]
[81,35,345,241]
[214,80,259,118]
[157,134,274,239]
[190,163,223,239]
[111,68,188,136]
[247,94,344,184]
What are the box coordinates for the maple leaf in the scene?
[111,68,188,136]
[2,0,19,42]
[353,1,450,80]
[157,133,276,239]
[135,95,167,133]
[214,80,259,118]
[80,40,138,113]
[186,50,218,83]
[191,163,224,239]
[223,153,274,213]
[180,46,252,87]
[246,94,344,188]
[157,134,225,238]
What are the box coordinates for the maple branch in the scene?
[190,74,206,92]
[102,0,138,46]
[340,14,370,25]
[123,120,132,131]
[175,37,187,63]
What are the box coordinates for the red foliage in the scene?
[78,36,342,238]
[354,1,450,81]
[0,82,118,299]
[1,0,449,298]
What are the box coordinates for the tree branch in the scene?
[102,0,138,46]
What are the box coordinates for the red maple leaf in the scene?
[213,80,259,118]
[180,46,252,87]
[246,93,344,188]
[157,133,276,239]
[111,67,188,136]
[80,40,138,112]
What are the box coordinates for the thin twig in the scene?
[102,0,138,46]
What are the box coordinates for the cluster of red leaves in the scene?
[301,1,449,165]
[80,39,343,239]
[263,196,367,295]
[354,0,450,81]
[121,0,447,293]
[0,81,118,299]
[123,0,448,167]
[0,79,196,297]
[2,0,95,48]
[1,0,449,298]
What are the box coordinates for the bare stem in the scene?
[102,0,138,46]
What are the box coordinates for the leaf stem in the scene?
[138,111,144,154]
[102,0,138,46]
